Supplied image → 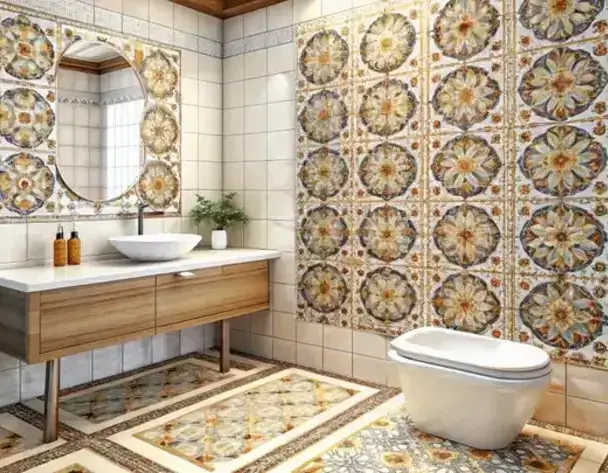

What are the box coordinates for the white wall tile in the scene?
[0,224,27,264]
[353,354,387,385]
[180,326,206,354]
[245,77,268,105]
[244,220,267,248]
[224,81,244,108]
[296,343,323,369]
[182,104,199,133]
[273,338,296,363]
[244,8,267,36]
[568,365,608,403]
[323,349,352,377]
[267,220,295,251]
[294,0,322,22]
[271,252,296,284]
[567,397,608,437]
[245,191,267,219]
[245,161,267,190]
[0,353,19,372]
[223,162,244,190]
[245,133,268,161]
[199,13,222,42]
[199,162,222,190]
[353,331,387,359]
[199,107,222,135]
[123,338,152,371]
[250,310,273,335]
[224,16,244,42]
[181,50,199,79]
[20,363,46,400]
[267,130,295,160]
[230,329,251,353]
[296,321,323,346]
[268,160,295,190]
[93,345,122,380]
[123,0,148,19]
[273,311,296,341]
[174,3,198,34]
[268,0,293,30]
[182,77,199,105]
[324,326,352,352]
[224,135,245,161]
[245,50,267,79]
[245,105,268,133]
[322,0,352,15]
[267,101,295,131]
[153,333,181,362]
[223,55,244,83]
[268,43,296,74]
[267,190,295,221]
[199,134,222,162]
[250,334,273,358]
[199,81,222,109]
[267,73,294,103]
[224,108,244,135]
[273,282,296,313]
[0,369,20,406]
[199,55,222,83]
[61,352,92,388]
[149,0,173,27]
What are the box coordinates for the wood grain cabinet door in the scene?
[156,261,269,330]
[39,277,155,356]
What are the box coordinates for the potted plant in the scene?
[190,193,248,250]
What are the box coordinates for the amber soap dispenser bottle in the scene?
[53,224,67,267]
[68,223,81,266]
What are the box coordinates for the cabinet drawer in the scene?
[40,277,155,354]
[157,262,269,328]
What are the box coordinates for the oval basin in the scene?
[109,234,202,261]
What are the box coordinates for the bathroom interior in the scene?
[0,0,607,471]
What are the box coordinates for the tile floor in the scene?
[0,352,606,473]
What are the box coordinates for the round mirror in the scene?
[56,41,145,202]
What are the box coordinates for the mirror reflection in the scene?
[56,41,145,202]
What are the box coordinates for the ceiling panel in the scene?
[171,0,286,19]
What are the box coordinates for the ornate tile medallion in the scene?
[136,160,179,210]
[0,88,55,148]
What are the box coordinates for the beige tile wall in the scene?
[0,0,222,407]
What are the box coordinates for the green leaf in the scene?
[189,193,249,230]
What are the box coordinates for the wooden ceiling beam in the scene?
[171,0,286,19]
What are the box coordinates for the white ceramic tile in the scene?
[181,50,199,80]
[60,352,92,389]
[353,331,387,359]
[268,101,295,131]
[245,133,268,161]
[123,338,152,371]
[245,161,267,190]
[198,134,222,163]
[199,81,222,109]
[0,353,19,372]
[182,104,199,133]
[231,314,251,331]
[199,55,222,83]
[294,0,322,22]
[272,282,296,313]
[199,162,222,191]
[149,22,173,44]
[123,0,148,19]
[0,224,27,264]
[223,162,244,190]
[250,310,273,336]
[199,13,222,42]
[224,135,245,161]
[224,16,244,42]
[267,220,295,251]
[323,349,352,377]
[245,50,267,79]
[567,397,608,437]
[92,345,123,380]
[322,0,352,15]
[568,365,608,403]
[244,8,267,36]
[173,3,198,34]
[245,105,268,133]
[273,338,296,363]
[296,321,323,346]
[268,160,295,190]
[149,0,173,28]
[223,55,244,83]
[268,43,296,74]
[181,160,198,191]
[244,220,268,248]
[549,362,566,394]
[250,334,273,358]
[296,343,323,369]
[152,333,180,362]
[95,6,122,29]
[324,326,352,352]
[245,191,268,219]
[245,77,268,106]
[20,363,46,400]
[353,354,387,385]
[180,326,205,354]
[230,328,251,353]
[534,392,566,426]
[224,81,244,109]
[267,130,295,160]
[268,0,293,30]
[267,73,295,103]
[0,369,19,407]
[273,311,296,341]
[199,107,222,135]
[224,108,244,136]
[267,190,295,221]
[270,251,296,284]
[182,132,198,160]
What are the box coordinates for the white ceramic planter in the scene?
[211,230,228,250]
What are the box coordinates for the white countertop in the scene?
[0,249,281,293]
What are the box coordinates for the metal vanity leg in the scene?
[219,319,230,373]
[43,359,60,443]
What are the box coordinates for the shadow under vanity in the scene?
[0,249,279,443]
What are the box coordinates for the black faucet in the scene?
[137,204,147,236]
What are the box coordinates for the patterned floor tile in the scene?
[0,413,66,469]
[110,368,378,472]
[274,395,608,473]
[23,356,268,435]
[21,449,130,473]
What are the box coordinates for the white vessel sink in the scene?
[109,234,202,262]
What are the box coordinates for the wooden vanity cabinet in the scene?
[0,261,270,364]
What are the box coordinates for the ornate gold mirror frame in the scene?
[0,6,181,222]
